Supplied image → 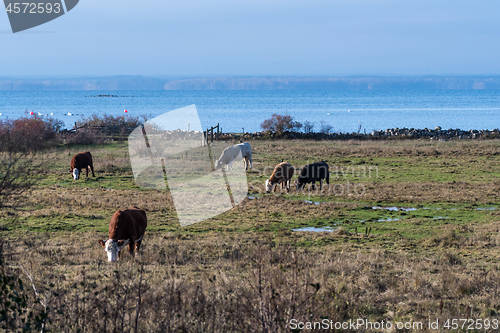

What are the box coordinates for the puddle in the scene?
[304,200,321,205]
[377,218,400,222]
[247,196,261,200]
[476,207,496,211]
[372,206,417,211]
[433,216,449,220]
[293,227,336,232]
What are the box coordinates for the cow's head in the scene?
[98,239,129,262]
[72,168,79,180]
[265,179,274,193]
[214,160,222,170]
[295,180,304,191]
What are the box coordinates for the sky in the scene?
[0,0,499,76]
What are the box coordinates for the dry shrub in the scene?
[77,114,145,137]
[0,243,34,331]
[63,127,105,145]
[77,114,144,128]
[0,115,63,153]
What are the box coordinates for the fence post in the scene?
[210,127,214,142]
[217,123,219,141]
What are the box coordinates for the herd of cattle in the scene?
[69,142,330,262]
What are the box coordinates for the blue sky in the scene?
[0,0,499,76]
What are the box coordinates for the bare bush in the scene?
[77,114,145,137]
[319,120,333,134]
[0,115,63,153]
[261,114,302,135]
[62,127,105,146]
[303,120,314,134]
[0,114,54,208]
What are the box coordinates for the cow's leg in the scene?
[85,166,89,178]
[135,239,143,251]
[311,182,316,191]
[320,179,323,191]
[243,157,248,170]
[90,161,95,177]
[128,242,135,257]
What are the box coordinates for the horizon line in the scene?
[2,74,500,79]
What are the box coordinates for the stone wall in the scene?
[217,127,500,142]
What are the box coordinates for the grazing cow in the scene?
[70,152,95,180]
[98,206,147,262]
[265,161,294,193]
[215,142,253,170]
[295,161,330,191]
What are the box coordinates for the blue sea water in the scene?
[1,90,500,133]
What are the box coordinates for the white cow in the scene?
[215,142,253,170]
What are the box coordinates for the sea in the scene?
[1,90,500,133]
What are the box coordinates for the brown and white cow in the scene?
[98,206,147,262]
[70,152,95,180]
[265,161,294,193]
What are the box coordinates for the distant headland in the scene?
[1,76,500,91]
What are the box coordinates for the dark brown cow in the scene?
[98,206,147,262]
[295,161,330,191]
[70,152,95,180]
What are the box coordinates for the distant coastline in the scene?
[1,76,500,91]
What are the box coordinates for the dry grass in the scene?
[3,226,500,332]
[2,138,500,331]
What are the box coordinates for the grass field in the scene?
[1,138,500,332]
